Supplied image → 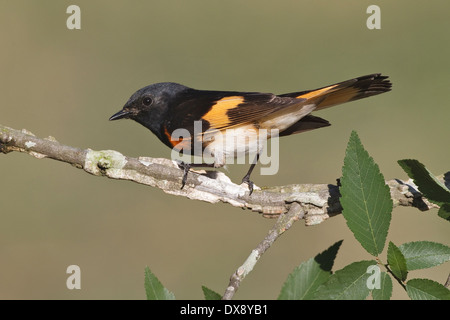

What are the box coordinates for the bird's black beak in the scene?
[109,109,131,121]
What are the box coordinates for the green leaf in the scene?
[144,266,175,300]
[406,278,450,300]
[340,131,392,256]
[201,286,222,300]
[399,241,450,270]
[398,159,450,206]
[438,203,450,222]
[278,240,343,300]
[387,242,408,282]
[312,260,376,300]
[371,271,393,300]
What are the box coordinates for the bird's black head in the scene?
[109,82,188,134]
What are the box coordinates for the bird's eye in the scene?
[142,97,153,106]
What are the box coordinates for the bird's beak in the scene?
[109,109,131,121]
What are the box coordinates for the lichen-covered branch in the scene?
[0,124,442,225]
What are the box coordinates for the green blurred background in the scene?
[1,1,448,299]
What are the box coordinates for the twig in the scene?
[222,202,304,300]
[383,263,407,291]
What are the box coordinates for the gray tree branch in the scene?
[222,202,305,300]
[0,124,441,225]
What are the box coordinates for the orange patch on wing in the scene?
[296,85,338,100]
[202,96,245,129]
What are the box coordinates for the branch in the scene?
[1,124,447,300]
[0,124,443,225]
[222,202,304,300]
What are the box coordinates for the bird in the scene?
[109,73,391,194]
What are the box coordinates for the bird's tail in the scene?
[281,73,392,110]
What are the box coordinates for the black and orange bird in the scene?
[109,73,391,194]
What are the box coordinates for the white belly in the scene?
[203,125,265,167]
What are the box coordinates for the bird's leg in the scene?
[177,161,215,189]
[241,153,261,195]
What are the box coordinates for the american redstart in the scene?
[109,73,391,194]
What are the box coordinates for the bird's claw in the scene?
[241,175,254,196]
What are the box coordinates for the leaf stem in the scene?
[383,263,407,290]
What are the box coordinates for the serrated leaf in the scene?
[201,286,221,300]
[340,131,392,256]
[406,278,450,300]
[278,240,343,300]
[312,260,376,300]
[438,203,450,222]
[398,241,450,271]
[144,266,175,300]
[398,159,450,206]
[387,242,408,282]
[371,271,393,300]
